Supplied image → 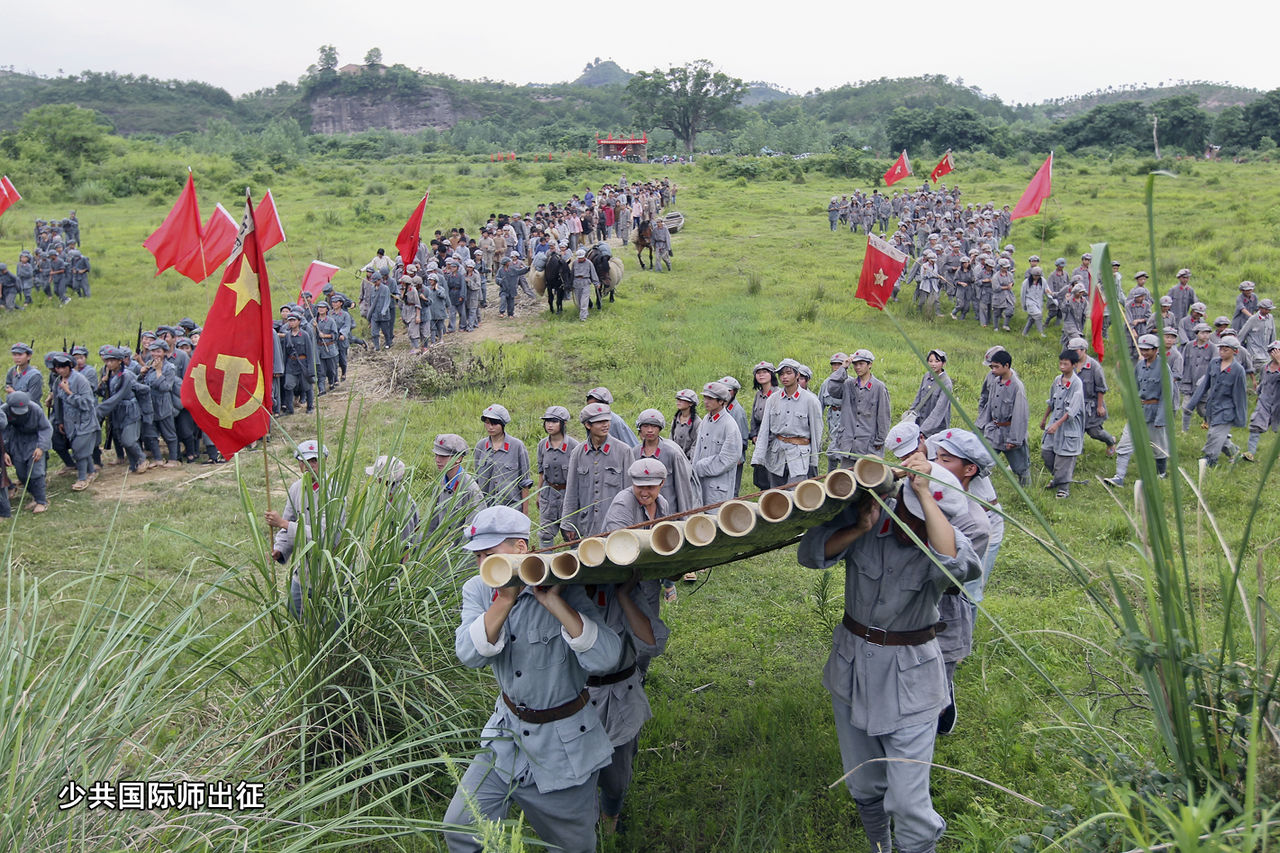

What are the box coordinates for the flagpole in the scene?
[262,417,272,514]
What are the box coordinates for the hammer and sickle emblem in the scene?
[191,354,264,429]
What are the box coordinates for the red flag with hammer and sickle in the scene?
[181,189,274,457]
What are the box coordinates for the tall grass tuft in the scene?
[2,412,499,851]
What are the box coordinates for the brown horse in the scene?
[633,219,653,270]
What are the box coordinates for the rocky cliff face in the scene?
[308,89,471,134]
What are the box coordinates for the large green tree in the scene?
[625,60,747,154]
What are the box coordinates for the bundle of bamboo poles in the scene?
[478,458,898,587]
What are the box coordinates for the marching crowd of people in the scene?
[0,213,92,309]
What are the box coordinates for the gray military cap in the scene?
[1193,322,1212,333]
[1068,337,1089,350]
[1134,271,1149,280]
[432,433,469,456]
[797,364,813,380]
[1177,268,1191,278]
[1029,266,1043,277]
[580,402,613,423]
[701,381,732,402]
[1072,283,1087,294]
[718,375,742,392]
[1160,295,1173,307]
[1137,334,1159,349]
[481,403,511,425]
[541,405,571,422]
[983,345,1007,365]
[1130,287,1150,300]
[1218,335,1241,350]
[1214,316,1231,326]
[1163,327,1180,337]
[1268,341,1280,352]
[635,408,665,429]
[851,348,875,364]
[932,428,995,478]
[675,388,698,405]
[10,343,32,355]
[1081,253,1093,260]
[586,386,614,404]
[463,506,531,552]
[830,352,848,365]
[628,458,667,486]
[1240,281,1256,291]
[1190,302,1207,314]
[752,361,776,374]
[1055,258,1067,267]
[1261,299,1275,310]
[777,357,803,373]
[365,455,407,482]
[885,421,922,459]
[6,391,32,414]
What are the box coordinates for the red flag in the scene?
[855,234,909,311]
[395,193,429,268]
[254,189,286,253]
[930,150,955,184]
[143,171,203,276]
[1010,153,1053,220]
[181,191,274,458]
[883,150,912,187]
[1088,242,1111,361]
[299,260,340,302]
[0,176,21,218]
[174,203,238,282]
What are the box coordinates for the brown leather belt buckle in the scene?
[864,625,889,646]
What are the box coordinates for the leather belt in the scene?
[502,688,589,724]
[944,586,962,596]
[777,435,810,446]
[842,613,943,646]
[993,420,1012,427]
[548,483,566,491]
[1142,399,1159,405]
[586,663,637,687]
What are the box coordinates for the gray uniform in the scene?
[825,367,891,463]
[97,368,145,472]
[444,580,622,853]
[427,468,484,541]
[571,258,599,321]
[1179,340,1215,429]
[976,371,1030,483]
[1248,365,1280,454]
[3,402,53,505]
[474,436,534,509]
[670,413,701,459]
[535,436,580,548]
[690,409,742,505]
[560,439,628,539]
[1041,374,1085,495]
[1075,358,1116,449]
[1239,312,1276,371]
[908,371,952,437]
[1187,359,1248,466]
[1113,356,1174,482]
[749,387,824,486]
[275,476,348,618]
[798,497,981,853]
[5,365,43,403]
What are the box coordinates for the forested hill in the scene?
[1,65,1276,160]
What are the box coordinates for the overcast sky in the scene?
[7,0,1274,106]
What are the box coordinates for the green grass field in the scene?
[2,152,1278,851]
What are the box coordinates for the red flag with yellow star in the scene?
[181,190,274,457]
[855,234,908,311]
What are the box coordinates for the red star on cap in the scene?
[470,525,477,536]
[933,491,943,501]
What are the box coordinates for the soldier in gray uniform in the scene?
[1044,258,1070,327]
[570,250,599,322]
[990,258,1016,331]
[691,381,743,506]
[651,218,672,272]
[903,350,952,438]
[1020,266,1047,336]
[1179,301,1206,345]
[428,433,484,539]
[265,440,347,619]
[670,389,701,460]
[0,263,18,311]
[138,341,181,466]
[312,301,340,394]
[560,403,629,540]
[69,249,91,298]
[825,349,891,465]
[719,376,750,495]
[586,387,639,448]
[425,274,448,345]
[2,390,53,512]
[279,311,316,415]
[976,350,1031,486]
[1239,299,1276,383]
[629,409,697,513]
[1070,337,1117,456]
[6,343,44,403]
[95,348,145,479]
[1167,269,1196,326]
[1039,350,1086,499]
[1103,335,1173,487]
[798,451,981,853]
[15,252,34,306]
[535,407,579,548]
[1233,281,1258,333]
[820,353,848,470]
[1244,341,1280,461]
[1180,323,1215,430]
[1059,282,1089,350]
[1186,337,1248,467]
[475,404,534,514]
[329,296,353,378]
[368,272,395,349]
[750,358,824,488]
[443,506,622,853]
